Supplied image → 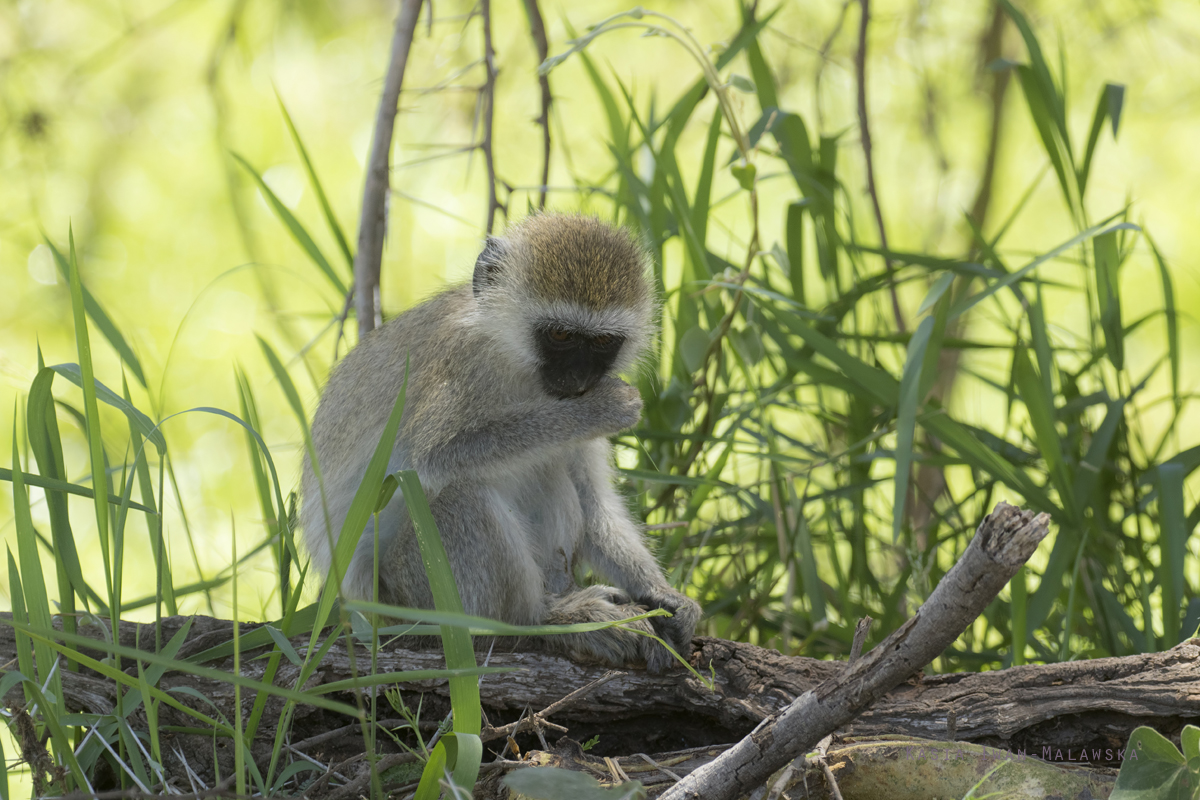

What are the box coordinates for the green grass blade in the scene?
[690,110,723,252]
[1013,65,1077,216]
[27,363,84,630]
[232,152,347,295]
[785,201,807,305]
[0,467,155,514]
[49,363,164,453]
[306,371,408,667]
[1,617,361,718]
[123,375,175,618]
[45,236,148,389]
[7,552,35,687]
[277,94,354,272]
[1010,566,1027,665]
[1158,464,1186,646]
[235,368,289,614]
[8,442,59,693]
[1078,83,1124,198]
[1071,398,1125,518]
[950,218,1136,319]
[1147,235,1180,409]
[1093,230,1124,370]
[395,469,482,787]
[1012,347,1073,512]
[65,226,117,615]
[893,316,934,542]
[744,4,778,111]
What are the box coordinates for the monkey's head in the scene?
[470,213,654,398]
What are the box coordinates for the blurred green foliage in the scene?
[2,0,1199,666]
[3,0,1200,794]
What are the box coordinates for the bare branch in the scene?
[854,0,906,333]
[659,503,1050,800]
[354,0,425,339]
[522,0,552,209]
[480,0,502,233]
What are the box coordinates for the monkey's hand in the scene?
[637,588,702,666]
[574,376,643,434]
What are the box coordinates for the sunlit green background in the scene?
[1,0,1197,625]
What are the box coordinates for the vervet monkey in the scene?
[301,213,701,672]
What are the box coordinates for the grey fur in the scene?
[301,214,701,672]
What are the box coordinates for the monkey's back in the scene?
[300,284,503,579]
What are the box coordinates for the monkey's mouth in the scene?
[541,372,600,399]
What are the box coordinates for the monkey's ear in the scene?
[472,236,509,298]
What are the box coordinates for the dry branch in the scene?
[854,0,905,334]
[659,502,1049,799]
[6,509,1199,796]
[480,0,502,233]
[353,0,424,339]
[522,0,552,209]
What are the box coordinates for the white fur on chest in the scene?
[486,447,585,595]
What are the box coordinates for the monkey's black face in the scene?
[535,326,626,398]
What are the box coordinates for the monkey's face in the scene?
[535,324,626,398]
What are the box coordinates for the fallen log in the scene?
[2,504,1197,796]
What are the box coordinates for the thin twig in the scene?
[354,0,425,339]
[522,0,552,209]
[480,0,502,233]
[326,752,419,800]
[481,670,622,743]
[854,0,906,333]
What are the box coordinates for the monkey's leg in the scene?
[571,441,702,663]
[371,483,547,625]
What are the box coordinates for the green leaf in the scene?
[1182,725,1200,760]
[265,625,302,666]
[232,152,347,295]
[1094,230,1124,370]
[1111,726,1190,800]
[414,740,447,800]
[731,159,757,190]
[727,73,755,93]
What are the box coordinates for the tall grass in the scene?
[0,0,1195,796]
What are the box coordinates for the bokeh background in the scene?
[1,0,1198,646]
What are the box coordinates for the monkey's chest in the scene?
[492,458,584,595]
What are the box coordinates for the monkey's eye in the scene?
[593,334,613,347]
[548,328,572,342]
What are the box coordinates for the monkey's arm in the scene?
[408,377,641,482]
[573,441,702,658]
